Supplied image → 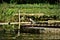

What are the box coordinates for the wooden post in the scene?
[18,10,20,36]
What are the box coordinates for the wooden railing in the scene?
[0,20,60,25]
[0,22,31,25]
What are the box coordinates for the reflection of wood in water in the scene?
[20,27,60,34]
[20,28,60,39]
[20,32,60,39]
[44,28,60,34]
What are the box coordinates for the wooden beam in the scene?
[20,22,31,24]
[25,27,44,29]
[17,10,20,37]
[0,23,8,25]
[48,20,60,23]
[0,22,18,25]
[21,24,60,27]
[0,22,31,25]
[14,13,44,16]
[0,20,60,25]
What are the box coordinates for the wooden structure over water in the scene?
[0,13,60,39]
[0,13,60,28]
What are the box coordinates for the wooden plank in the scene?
[25,27,44,29]
[0,22,31,25]
[21,24,60,27]
[14,13,44,16]
[0,23,8,25]
[0,21,60,25]
[0,22,18,25]
[17,10,20,37]
[0,20,60,25]
[20,22,31,24]
[48,20,60,23]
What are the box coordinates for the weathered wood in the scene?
[0,22,31,25]
[0,21,60,25]
[48,20,60,23]
[0,23,8,25]
[0,20,60,25]
[39,20,60,24]
[21,24,60,28]
[20,22,31,24]
[18,10,20,37]
[14,13,44,16]
[25,27,44,29]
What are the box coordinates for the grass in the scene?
[11,4,60,15]
[0,3,60,22]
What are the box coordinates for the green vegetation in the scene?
[0,3,60,22]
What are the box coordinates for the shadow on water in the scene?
[0,29,17,40]
[20,27,45,34]
[0,26,60,40]
[19,27,60,40]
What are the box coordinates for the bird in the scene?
[29,18,36,24]
[29,18,42,24]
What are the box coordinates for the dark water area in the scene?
[19,28,60,40]
[0,27,60,40]
[19,32,60,40]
